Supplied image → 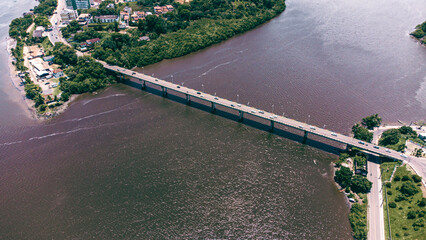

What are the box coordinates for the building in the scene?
[60,9,78,21]
[106,3,115,9]
[43,56,55,63]
[77,13,91,25]
[66,0,91,10]
[153,5,174,14]
[53,69,64,78]
[138,36,150,41]
[33,26,45,38]
[86,38,101,45]
[93,15,119,23]
[131,11,146,22]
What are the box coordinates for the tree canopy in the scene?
[379,129,401,146]
[350,175,372,193]
[361,114,382,130]
[51,43,78,66]
[352,124,373,142]
[334,166,353,188]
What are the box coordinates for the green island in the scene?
[410,21,426,45]
[8,0,286,115]
[381,163,425,239]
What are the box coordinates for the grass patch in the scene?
[381,161,401,181]
[40,37,53,51]
[349,203,367,240]
[383,165,426,239]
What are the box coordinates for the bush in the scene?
[386,182,392,188]
[400,182,419,197]
[349,204,367,240]
[407,211,417,219]
[388,202,397,208]
[412,175,422,183]
[402,175,411,181]
[412,219,424,228]
[394,176,401,181]
[419,198,426,207]
[387,191,392,195]
[395,195,407,202]
[350,175,372,193]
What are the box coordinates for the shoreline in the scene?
[5,36,78,121]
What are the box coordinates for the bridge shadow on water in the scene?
[123,79,344,157]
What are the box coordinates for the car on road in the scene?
[272,115,278,118]
[231,104,235,107]
[250,110,255,113]
[259,111,264,114]
[310,126,316,130]
[298,125,304,129]
[400,154,407,158]
[237,104,241,107]
[132,72,136,75]
[331,132,338,136]
[214,97,218,100]
[177,86,180,88]
[385,149,391,153]
[349,198,356,203]
[358,141,365,145]
[197,92,201,94]
[373,145,379,149]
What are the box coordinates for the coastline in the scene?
[6,36,77,121]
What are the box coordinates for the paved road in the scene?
[367,158,385,240]
[101,61,414,163]
[47,0,68,45]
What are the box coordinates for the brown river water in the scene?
[0,0,425,238]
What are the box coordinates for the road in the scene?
[367,157,385,240]
[47,0,68,46]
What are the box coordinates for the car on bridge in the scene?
[374,145,379,149]
[358,141,365,145]
[331,132,338,137]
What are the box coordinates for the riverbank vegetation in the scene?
[382,165,425,239]
[334,150,371,240]
[71,0,287,68]
[349,203,367,240]
[410,21,426,44]
[351,114,381,142]
[378,126,424,152]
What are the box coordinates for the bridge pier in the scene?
[302,130,308,144]
[211,102,216,113]
[270,120,274,132]
[162,87,168,97]
[141,80,146,90]
[186,94,191,105]
[238,111,244,122]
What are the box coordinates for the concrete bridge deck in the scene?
[101,61,409,163]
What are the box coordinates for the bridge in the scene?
[101,61,409,162]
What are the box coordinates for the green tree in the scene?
[354,155,367,168]
[399,181,419,197]
[379,129,401,146]
[414,148,423,158]
[361,114,382,130]
[51,42,78,66]
[350,175,372,193]
[399,126,417,136]
[334,166,353,188]
[352,124,373,142]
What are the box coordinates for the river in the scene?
[0,0,425,238]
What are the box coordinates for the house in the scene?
[93,15,119,23]
[53,69,64,78]
[138,36,150,41]
[131,11,146,22]
[77,13,91,24]
[154,6,162,14]
[166,5,174,11]
[86,38,101,45]
[33,26,45,38]
[60,9,78,21]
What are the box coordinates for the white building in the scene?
[60,9,78,22]
[93,15,119,23]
